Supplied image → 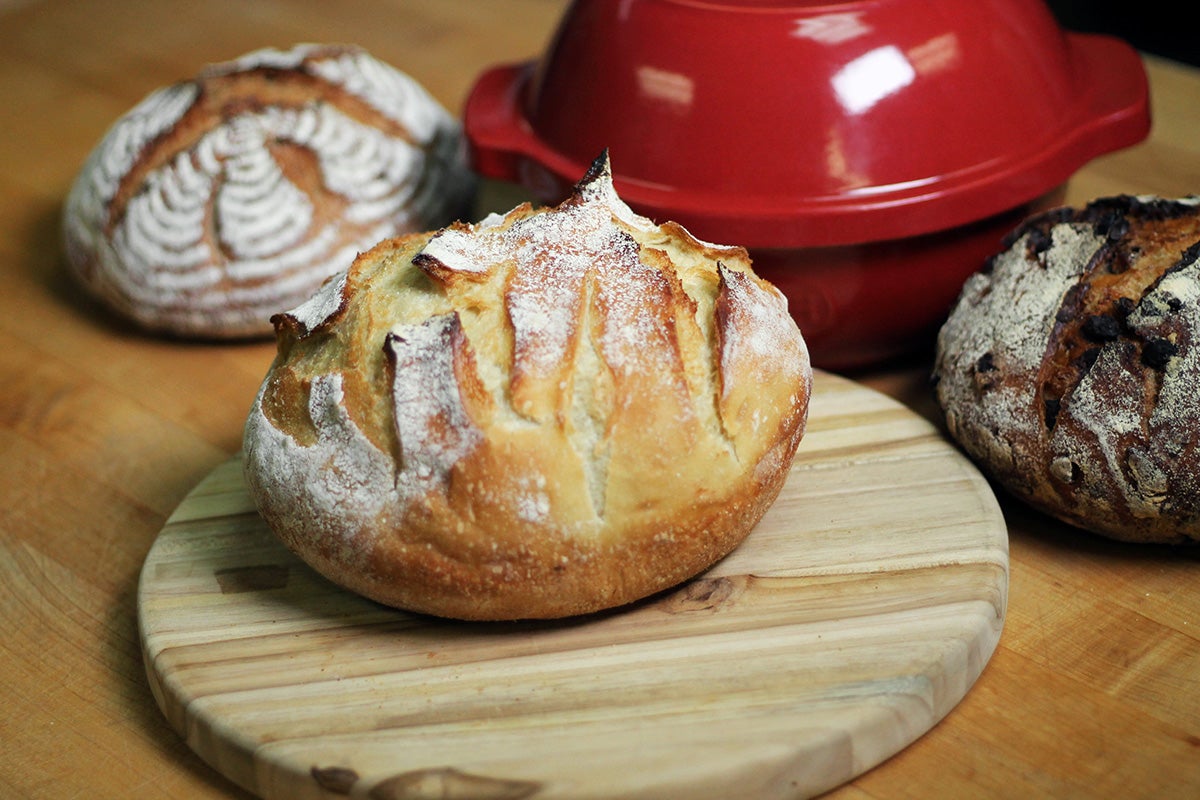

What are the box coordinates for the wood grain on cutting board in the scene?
[139,371,1008,799]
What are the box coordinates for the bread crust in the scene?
[243,154,812,619]
[934,195,1200,544]
[62,43,474,339]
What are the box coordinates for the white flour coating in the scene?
[594,235,674,376]
[477,212,507,230]
[215,45,313,74]
[574,162,656,233]
[1133,261,1200,430]
[937,222,1104,444]
[1114,251,1200,513]
[417,161,668,416]
[63,83,198,266]
[410,157,807,445]
[713,264,810,455]
[717,265,801,385]
[62,43,472,338]
[213,44,444,140]
[306,48,443,142]
[1044,250,1200,522]
[509,210,629,390]
[514,473,551,523]
[211,114,316,259]
[418,225,495,274]
[244,373,395,558]
[287,270,348,335]
[287,102,422,222]
[1051,343,1146,507]
[387,314,483,484]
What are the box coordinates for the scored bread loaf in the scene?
[934,194,1200,544]
[243,153,813,620]
[63,43,474,339]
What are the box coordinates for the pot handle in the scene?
[462,62,537,184]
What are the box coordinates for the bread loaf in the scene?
[934,195,1200,544]
[63,43,474,338]
[243,153,813,619]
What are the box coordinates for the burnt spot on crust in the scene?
[1025,225,1055,259]
[1142,337,1179,370]
[1114,296,1137,320]
[1054,283,1089,327]
[1080,194,1200,225]
[1011,196,1200,270]
[1082,314,1122,342]
[1044,396,1062,430]
[1076,346,1102,373]
[970,351,1000,392]
[1094,209,1131,245]
[1003,205,1073,251]
[1182,239,1200,265]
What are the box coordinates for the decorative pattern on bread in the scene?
[63,43,474,338]
[934,195,1200,544]
[243,153,813,619]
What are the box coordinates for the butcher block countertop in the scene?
[1,1,1198,798]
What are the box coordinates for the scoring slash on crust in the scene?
[245,151,813,619]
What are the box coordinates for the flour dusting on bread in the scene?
[244,152,813,619]
[935,195,1200,544]
[64,43,474,338]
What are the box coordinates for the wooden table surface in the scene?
[1,2,1197,798]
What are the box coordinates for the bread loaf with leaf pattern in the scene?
[63,43,474,338]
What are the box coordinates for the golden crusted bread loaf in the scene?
[63,43,474,339]
[934,195,1200,544]
[243,154,813,619]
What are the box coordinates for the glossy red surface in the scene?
[463,0,1150,368]
[750,186,1065,370]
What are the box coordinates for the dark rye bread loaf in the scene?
[934,195,1200,544]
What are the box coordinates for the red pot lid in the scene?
[464,0,1151,248]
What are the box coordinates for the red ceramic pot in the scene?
[464,0,1150,370]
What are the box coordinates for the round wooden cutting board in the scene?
[138,371,1008,800]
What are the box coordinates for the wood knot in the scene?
[368,766,541,799]
[660,575,745,614]
[311,765,359,794]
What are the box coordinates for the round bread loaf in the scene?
[243,154,813,619]
[934,194,1200,544]
[63,43,474,339]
